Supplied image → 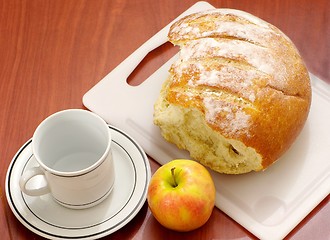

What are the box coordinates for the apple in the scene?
[147,159,216,232]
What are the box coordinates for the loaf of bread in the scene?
[153,9,311,174]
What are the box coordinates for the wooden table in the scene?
[0,0,329,239]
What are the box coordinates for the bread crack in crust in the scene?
[153,9,311,174]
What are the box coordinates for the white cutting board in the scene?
[83,2,330,239]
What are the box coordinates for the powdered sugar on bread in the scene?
[154,9,311,174]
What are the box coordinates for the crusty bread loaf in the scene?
[153,9,311,174]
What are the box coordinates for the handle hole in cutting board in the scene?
[127,42,179,86]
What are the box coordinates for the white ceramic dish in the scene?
[82,2,330,239]
[5,125,151,239]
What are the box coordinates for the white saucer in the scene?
[5,125,151,239]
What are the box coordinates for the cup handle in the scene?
[19,167,50,196]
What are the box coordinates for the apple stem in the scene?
[171,167,178,187]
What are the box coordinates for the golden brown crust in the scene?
[155,9,311,173]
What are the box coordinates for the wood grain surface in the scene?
[0,0,329,239]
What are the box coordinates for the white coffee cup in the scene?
[19,109,115,209]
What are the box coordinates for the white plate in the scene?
[5,125,151,239]
[82,2,330,239]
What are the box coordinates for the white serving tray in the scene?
[83,2,330,239]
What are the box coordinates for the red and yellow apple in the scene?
[147,159,216,232]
